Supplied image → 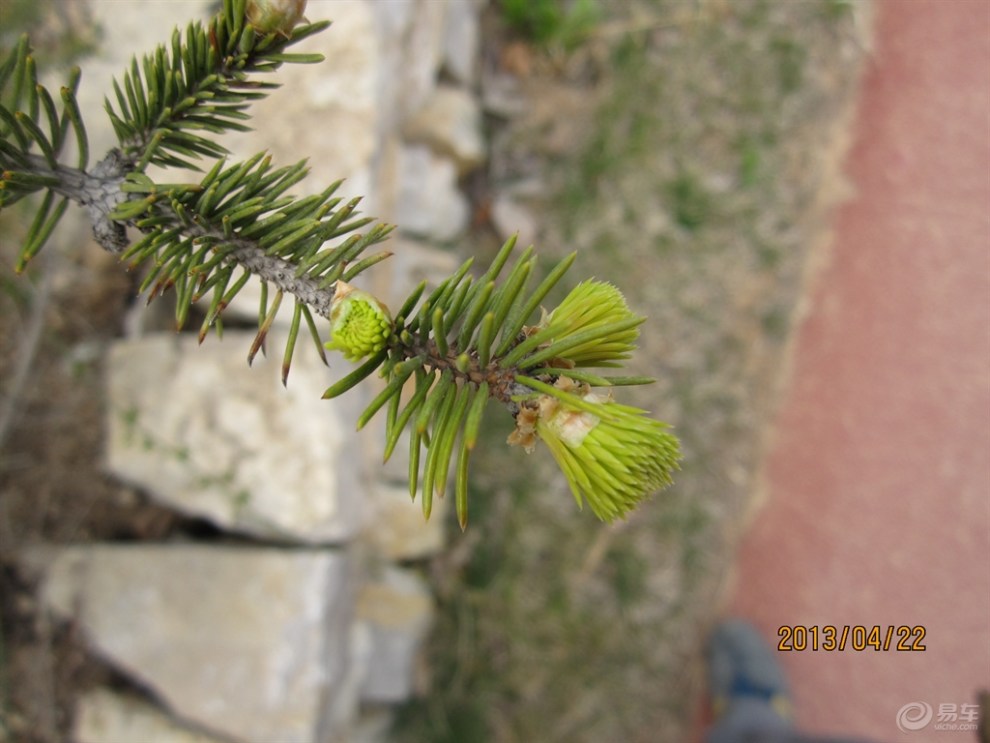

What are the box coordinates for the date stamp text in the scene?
[777,625,926,652]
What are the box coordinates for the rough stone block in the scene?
[225,0,380,207]
[356,567,433,703]
[32,545,355,743]
[105,332,366,543]
[394,145,469,241]
[442,0,481,85]
[370,0,447,121]
[75,689,227,743]
[404,85,486,174]
[360,484,446,561]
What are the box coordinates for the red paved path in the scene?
[724,1,990,741]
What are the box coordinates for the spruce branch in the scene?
[1,0,683,528]
[103,0,329,171]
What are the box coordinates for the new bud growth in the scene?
[324,281,392,361]
[510,376,681,521]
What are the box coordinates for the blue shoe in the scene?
[707,619,793,723]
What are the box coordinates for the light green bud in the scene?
[512,377,681,521]
[544,280,643,367]
[324,281,392,362]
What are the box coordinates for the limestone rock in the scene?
[32,545,355,743]
[75,689,227,743]
[491,193,540,248]
[356,567,434,703]
[360,484,446,561]
[105,332,366,543]
[370,0,448,122]
[442,0,481,85]
[224,0,380,209]
[404,86,486,174]
[394,145,469,242]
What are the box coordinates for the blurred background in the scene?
[1,1,986,742]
